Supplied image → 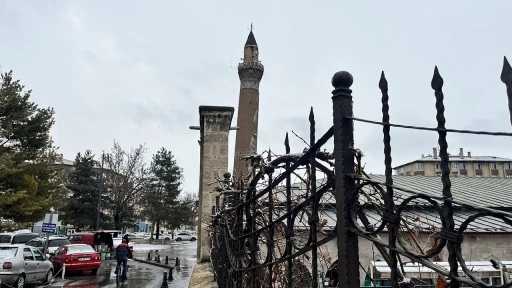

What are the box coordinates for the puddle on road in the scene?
[47,262,167,288]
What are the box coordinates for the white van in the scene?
[0,230,40,244]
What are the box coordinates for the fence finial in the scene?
[284,132,290,154]
[331,71,353,89]
[501,56,512,127]
[379,71,388,91]
[431,66,444,90]
[501,56,512,84]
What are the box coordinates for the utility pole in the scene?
[96,152,105,230]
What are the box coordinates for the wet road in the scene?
[33,240,197,288]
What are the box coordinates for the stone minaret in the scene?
[233,29,264,178]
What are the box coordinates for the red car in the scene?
[49,244,102,275]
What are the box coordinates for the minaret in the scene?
[233,28,264,178]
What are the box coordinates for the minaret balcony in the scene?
[238,61,264,71]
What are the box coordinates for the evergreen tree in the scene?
[60,150,100,229]
[141,147,183,239]
[0,71,62,226]
[166,192,198,235]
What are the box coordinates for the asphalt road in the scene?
[30,240,197,288]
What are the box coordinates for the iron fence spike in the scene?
[502,56,512,127]
[284,132,290,154]
[431,66,444,90]
[501,56,512,84]
[379,71,388,91]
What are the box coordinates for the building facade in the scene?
[394,147,512,178]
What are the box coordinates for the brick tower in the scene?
[233,29,264,178]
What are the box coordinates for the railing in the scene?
[209,57,512,287]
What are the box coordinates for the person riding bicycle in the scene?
[115,237,133,281]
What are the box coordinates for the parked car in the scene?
[123,233,143,241]
[26,236,71,255]
[175,232,196,241]
[0,244,54,288]
[49,244,101,275]
[0,230,40,245]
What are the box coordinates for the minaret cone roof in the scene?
[245,31,257,46]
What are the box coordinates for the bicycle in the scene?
[115,262,124,286]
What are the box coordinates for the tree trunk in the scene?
[114,214,120,230]
[156,221,160,240]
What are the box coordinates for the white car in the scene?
[175,232,196,241]
[26,236,71,255]
[0,244,54,288]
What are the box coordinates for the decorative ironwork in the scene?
[209,56,512,287]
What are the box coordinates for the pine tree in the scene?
[0,70,62,226]
[141,147,183,239]
[60,150,100,229]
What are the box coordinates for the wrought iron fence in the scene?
[209,57,512,288]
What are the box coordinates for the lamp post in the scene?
[96,152,105,230]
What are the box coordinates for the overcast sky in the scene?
[1,1,511,192]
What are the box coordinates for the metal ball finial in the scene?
[223,172,231,179]
[331,71,353,88]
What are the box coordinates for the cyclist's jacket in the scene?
[115,242,133,260]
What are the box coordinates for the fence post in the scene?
[309,107,319,288]
[234,182,244,287]
[432,67,460,288]
[331,71,359,287]
[284,133,293,288]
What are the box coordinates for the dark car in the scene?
[123,233,143,241]
[26,236,71,255]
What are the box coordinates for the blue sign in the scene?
[41,223,56,233]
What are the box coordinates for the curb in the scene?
[132,258,176,269]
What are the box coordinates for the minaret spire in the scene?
[233,28,264,178]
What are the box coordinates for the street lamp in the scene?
[96,152,106,230]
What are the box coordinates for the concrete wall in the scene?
[196,106,234,263]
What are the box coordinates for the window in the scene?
[23,248,34,261]
[459,163,466,169]
[415,163,424,170]
[67,245,95,253]
[491,277,502,285]
[12,233,38,244]
[452,162,458,169]
[505,163,512,170]
[32,248,45,261]
[54,247,65,256]
[0,235,12,243]
[435,163,440,170]
[27,240,40,247]
[474,163,481,170]
[491,163,498,170]
[49,239,71,247]
[0,247,18,259]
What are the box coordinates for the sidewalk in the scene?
[130,241,197,287]
[188,262,218,288]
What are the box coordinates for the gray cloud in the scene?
[1,0,511,192]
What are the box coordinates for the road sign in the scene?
[41,223,56,234]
